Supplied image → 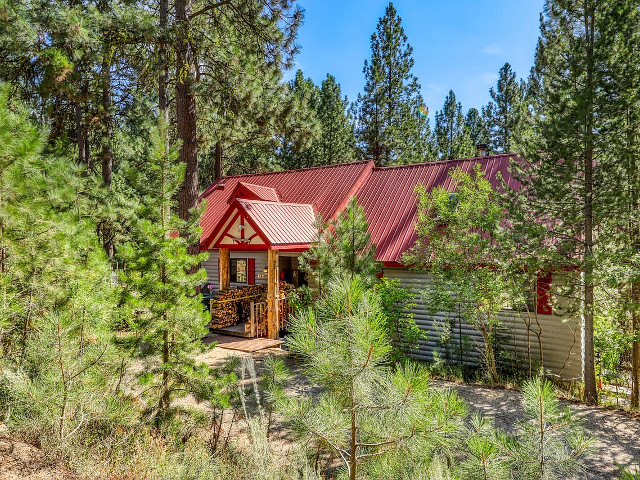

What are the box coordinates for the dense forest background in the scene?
[1,1,640,476]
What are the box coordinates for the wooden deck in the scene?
[211,322,253,338]
[204,332,283,353]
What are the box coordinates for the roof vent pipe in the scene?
[476,143,488,157]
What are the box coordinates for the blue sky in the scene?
[285,0,544,118]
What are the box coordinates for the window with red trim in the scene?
[231,258,248,283]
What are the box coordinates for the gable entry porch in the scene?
[204,183,317,340]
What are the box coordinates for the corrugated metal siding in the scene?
[384,268,582,380]
[202,251,268,290]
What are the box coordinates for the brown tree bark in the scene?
[175,0,199,226]
[582,1,597,405]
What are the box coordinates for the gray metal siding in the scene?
[384,268,583,380]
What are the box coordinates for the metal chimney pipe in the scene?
[476,143,488,157]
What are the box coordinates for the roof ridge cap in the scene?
[216,160,372,181]
[236,198,314,208]
[373,154,519,171]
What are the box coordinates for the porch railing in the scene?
[249,297,293,337]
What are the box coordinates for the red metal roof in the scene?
[200,154,522,263]
[200,160,373,248]
[229,182,280,203]
[355,154,521,263]
[237,199,317,245]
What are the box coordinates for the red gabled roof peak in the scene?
[228,182,280,203]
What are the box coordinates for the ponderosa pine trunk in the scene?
[175,0,199,229]
[100,40,114,259]
[582,2,597,405]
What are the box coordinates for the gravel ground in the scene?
[199,344,640,479]
[433,379,640,480]
[192,341,640,479]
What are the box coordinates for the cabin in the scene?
[199,154,583,380]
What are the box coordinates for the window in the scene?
[231,258,248,283]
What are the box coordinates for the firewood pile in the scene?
[209,285,266,329]
[209,282,297,330]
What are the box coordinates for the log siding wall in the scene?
[203,250,268,290]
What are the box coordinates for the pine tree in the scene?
[118,123,210,412]
[465,107,488,149]
[318,74,357,164]
[355,2,432,166]
[512,0,611,404]
[0,87,120,442]
[482,63,526,153]
[173,0,302,209]
[434,90,475,160]
[277,69,323,170]
[299,196,380,291]
[283,276,467,480]
[277,71,357,170]
[598,0,640,408]
[508,378,594,478]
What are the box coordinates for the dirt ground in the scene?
[184,344,640,479]
[195,344,640,479]
[0,433,73,480]
[2,344,639,479]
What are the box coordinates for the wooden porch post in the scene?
[267,248,280,339]
[219,248,230,291]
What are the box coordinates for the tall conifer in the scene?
[465,107,488,149]
[318,74,357,164]
[599,0,640,407]
[482,63,527,153]
[513,0,610,404]
[354,2,432,166]
[434,90,475,159]
[119,123,210,411]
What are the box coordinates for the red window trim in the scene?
[536,272,552,315]
[248,258,255,285]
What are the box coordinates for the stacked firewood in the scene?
[209,282,298,330]
[209,285,266,329]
